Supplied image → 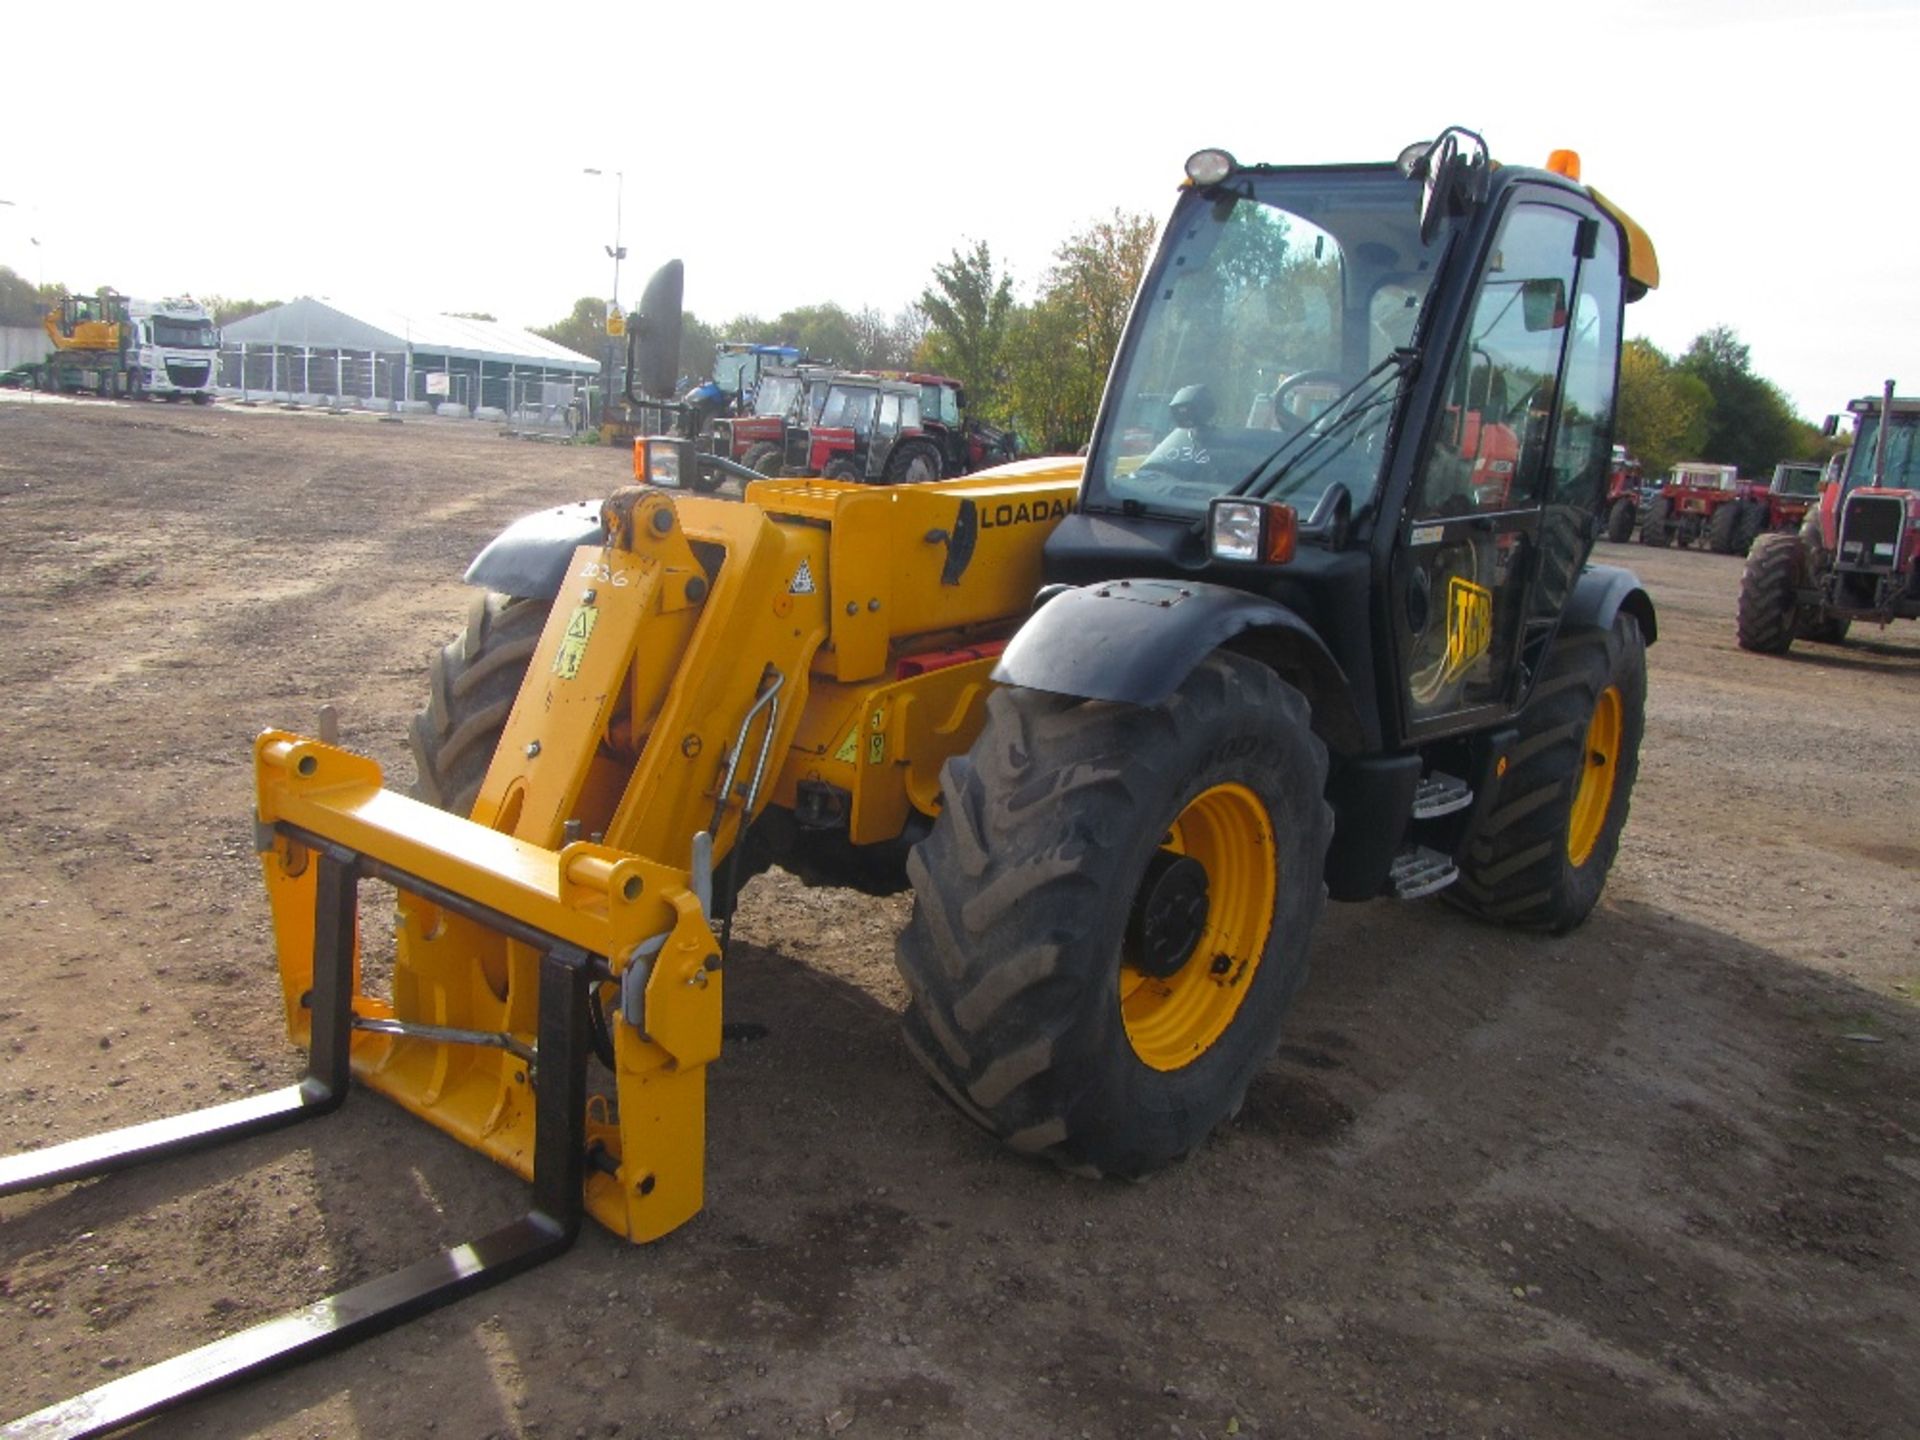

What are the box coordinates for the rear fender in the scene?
[465,500,607,598]
[994,580,1366,753]
[1565,563,1657,645]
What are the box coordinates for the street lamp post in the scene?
[583,168,627,420]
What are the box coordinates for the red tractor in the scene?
[887,371,1020,475]
[1715,462,1825,555]
[1600,445,1645,541]
[1738,384,1920,651]
[1638,460,1743,549]
[779,373,945,482]
[705,364,838,476]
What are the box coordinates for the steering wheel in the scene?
[1269,369,1344,431]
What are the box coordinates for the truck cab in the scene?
[126,297,220,402]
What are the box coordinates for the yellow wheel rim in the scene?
[1120,783,1276,1071]
[1566,685,1623,867]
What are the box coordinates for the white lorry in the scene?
[126,296,219,402]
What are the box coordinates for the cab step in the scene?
[1389,844,1459,899]
[1411,772,1473,819]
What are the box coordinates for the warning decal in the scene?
[832,728,859,764]
[789,558,816,595]
[1443,576,1493,684]
[552,605,598,680]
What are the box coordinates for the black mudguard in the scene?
[1567,563,1658,644]
[464,500,607,599]
[994,579,1366,753]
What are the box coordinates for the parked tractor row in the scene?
[638,350,1019,491]
[1604,458,1828,556]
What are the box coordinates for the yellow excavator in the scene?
[1,127,1659,1437]
[27,290,133,396]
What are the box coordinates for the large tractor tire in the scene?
[409,591,550,815]
[1732,502,1766,555]
[884,439,943,485]
[1604,498,1636,543]
[1448,613,1647,934]
[1735,532,1801,655]
[1706,501,1742,554]
[895,653,1332,1177]
[822,457,864,483]
[1638,496,1673,546]
[741,441,784,477]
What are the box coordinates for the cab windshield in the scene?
[1846,415,1920,492]
[753,373,803,418]
[153,318,217,348]
[1083,166,1434,520]
[1772,464,1823,498]
[920,383,961,426]
[819,385,878,435]
[712,352,755,395]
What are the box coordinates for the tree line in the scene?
[1616,326,1831,479]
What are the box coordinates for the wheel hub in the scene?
[1126,850,1210,979]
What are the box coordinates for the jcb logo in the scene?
[1444,576,1493,684]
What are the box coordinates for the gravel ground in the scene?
[0,395,1914,1439]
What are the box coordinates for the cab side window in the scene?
[1413,205,1582,517]
[1544,221,1622,511]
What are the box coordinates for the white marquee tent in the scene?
[219,298,599,418]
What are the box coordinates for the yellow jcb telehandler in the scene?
[1,127,1659,1438]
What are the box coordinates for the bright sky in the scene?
[4,1,1913,420]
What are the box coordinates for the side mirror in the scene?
[1403,127,1490,245]
[627,260,684,401]
[1822,414,1838,438]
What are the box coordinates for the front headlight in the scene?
[1210,500,1263,561]
[1209,497,1298,564]
[642,437,685,488]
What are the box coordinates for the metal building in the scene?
[217,298,599,422]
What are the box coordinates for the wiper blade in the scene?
[1258,390,1403,503]
[1226,348,1417,501]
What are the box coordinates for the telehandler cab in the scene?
[1,127,1659,1437]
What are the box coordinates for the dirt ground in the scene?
[0,395,1915,1439]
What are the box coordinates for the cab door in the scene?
[1391,195,1623,736]
[871,391,904,478]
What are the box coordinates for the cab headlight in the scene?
[1185,148,1236,186]
[642,437,686,489]
[1210,500,1263,560]
[1209,497,1298,564]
